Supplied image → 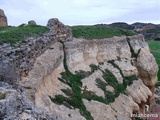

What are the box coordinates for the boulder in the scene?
[28,20,36,25]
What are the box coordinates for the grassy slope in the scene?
[148,41,160,84]
[71,25,136,39]
[0,24,49,44]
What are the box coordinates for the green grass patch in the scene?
[148,41,160,85]
[71,25,136,39]
[0,24,49,45]
[82,90,106,103]
[0,93,6,100]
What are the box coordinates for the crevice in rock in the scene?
[109,105,119,120]
[126,37,141,61]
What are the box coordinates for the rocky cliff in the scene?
[0,19,158,120]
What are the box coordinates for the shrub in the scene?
[155,37,160,41]
[0,93,6,100]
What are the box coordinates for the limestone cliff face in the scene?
[64,37,131,73]
[0,19,158,120]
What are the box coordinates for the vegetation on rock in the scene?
[96,60,138,104]
[50,42,139,119]
[50,42,96,120]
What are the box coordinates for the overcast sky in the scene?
[0,0,160,26]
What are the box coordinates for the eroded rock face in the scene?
[0,9,7,26]
[64,36,131,73]
[47,18,72,42]
[0,18,72,119]
[0,19,158,120]
[127,35,158,88]
[110,94,139,119]
[83,99,117,120]
[0,18,72,86]
[81,70,106,98]
[128,35,159,106]
[136,48,158,87]
[126,80,152,104]
[19,42,64,101]
[31,34,158,119]
[0,83,55,120]
[114,59,138,77]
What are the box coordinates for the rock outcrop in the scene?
[0,9,7,26]
[0,18,158,120]
[0,18,72,119]
[28,20,36,25]
[0,83,55,120]
[0,18,72,85]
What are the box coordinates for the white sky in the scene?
[0,0,160,26]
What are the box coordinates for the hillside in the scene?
[96,22,160,40]
[133,22,160,40]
